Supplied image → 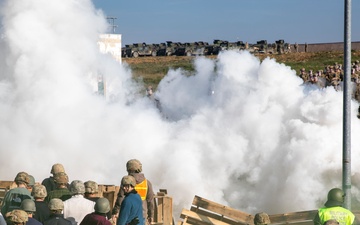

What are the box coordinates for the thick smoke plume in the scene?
[1,0,360,218]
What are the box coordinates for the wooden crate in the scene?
[154,190,173,225]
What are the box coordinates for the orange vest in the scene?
[135,179,148,200]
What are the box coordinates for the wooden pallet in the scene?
[178,195,360,225]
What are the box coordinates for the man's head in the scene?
[254,212,271,225]
[20,199,36,216]
[84,180,99,195]
[50,163,65,175]
[31,184,47,199]
[48,198,64,214]
[94,198,111,214]
[70,180,85,195]
[6,209,28,225]
[325,188,345,207]
[14,172,30,187]
[121,175,136,193]
[126,159,142,173]
[54,172,69,188]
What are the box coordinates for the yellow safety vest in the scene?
[318,206,355,225]
[135,179,148,200]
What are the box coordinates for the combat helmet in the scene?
[48,198,64,210]
[254,212,271,225]
[32,184,47,198]
[126,159,142,173]
[6,209,28,224]
[121,175,136,187]
[84,180,99,194]
[14,172,30,185]
[51,163,65,174]
[325,188,345,207]
[28,175,35,187]
[70,180,85,195]
[94,198,111,214]
[20,199,36,213]
[54,172,69,184]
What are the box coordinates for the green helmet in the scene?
[6,209,28,223]
[126,159,142,173]
[121,175,136,187]
[20,199,36,213]
[325,188,345,207]
[28,175,35,187]
[14,172,30,185]
[84,180,99,194]
[48,198,64,210]
[70,180,85,194]
[254,212,271,225]
[32,184,47,198]
[94,198,110,213]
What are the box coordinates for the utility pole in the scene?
[106,17,118,34]
[342,0,352,210]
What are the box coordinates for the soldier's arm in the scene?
[313,212,322,225]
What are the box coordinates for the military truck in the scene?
[130,43,157,57]
[165,41,186,56]
[184,41,212,56]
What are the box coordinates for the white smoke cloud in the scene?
[1,0,360,220]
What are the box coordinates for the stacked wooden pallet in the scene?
[178,195,360,225]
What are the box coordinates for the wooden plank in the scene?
[163,196,173,225]
[192,196,253,224]
[181,209,242,225]
[269,210,317,223]
[190,207,246,225]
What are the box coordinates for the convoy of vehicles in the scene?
[121,39,289,58]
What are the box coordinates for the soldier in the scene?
[305,42,308,52]
[1,172,33,215]
[44,198,72,225]
[20,199,42,225]
[42,163,69,193]
[117,176,143,225]
[27,175,36,194]
[254,212,271,225]
[113,159,155,225]
[46,172,72,202]
[63,180,95,224]
[313,188,355,225]
[80,198,112,225]
[294,42,299,52]
[84,181,100,202]
[5,209,28,225]
[31,184,50,223]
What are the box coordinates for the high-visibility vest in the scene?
[318,206,355,225]
[135,179,148,200]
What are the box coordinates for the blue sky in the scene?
[92,0,360,46]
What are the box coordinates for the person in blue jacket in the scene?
[117,176,144,225]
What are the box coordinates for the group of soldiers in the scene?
[299,60,360,114]
[0,159,155,225]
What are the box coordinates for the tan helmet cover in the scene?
[121,175,136,187]
[6,209,29,223]
[126,159,142,173]
[51,163,65,174]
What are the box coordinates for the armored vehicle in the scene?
[131,43,157,57]
[165,41,186,56]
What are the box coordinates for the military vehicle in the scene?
[165,41,186,56]
[130,43,157,57]
[275,39,285,54]
[184,41,213,56]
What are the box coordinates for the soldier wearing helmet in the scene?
[26,175,36,194]
[113,159,155,225]
[31,184,50,223]
[20,199,42,225]
[79,198,112,225]
[63,180,95,224]
[254,212,271,225]
[46,172,72,202]
[1,172,33,215]
[117,176,144,225]
[313,188,355,225]
[44,198,72,225]
[42,163,69,193]
[84,181,100,202]
[5,209,28,225]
